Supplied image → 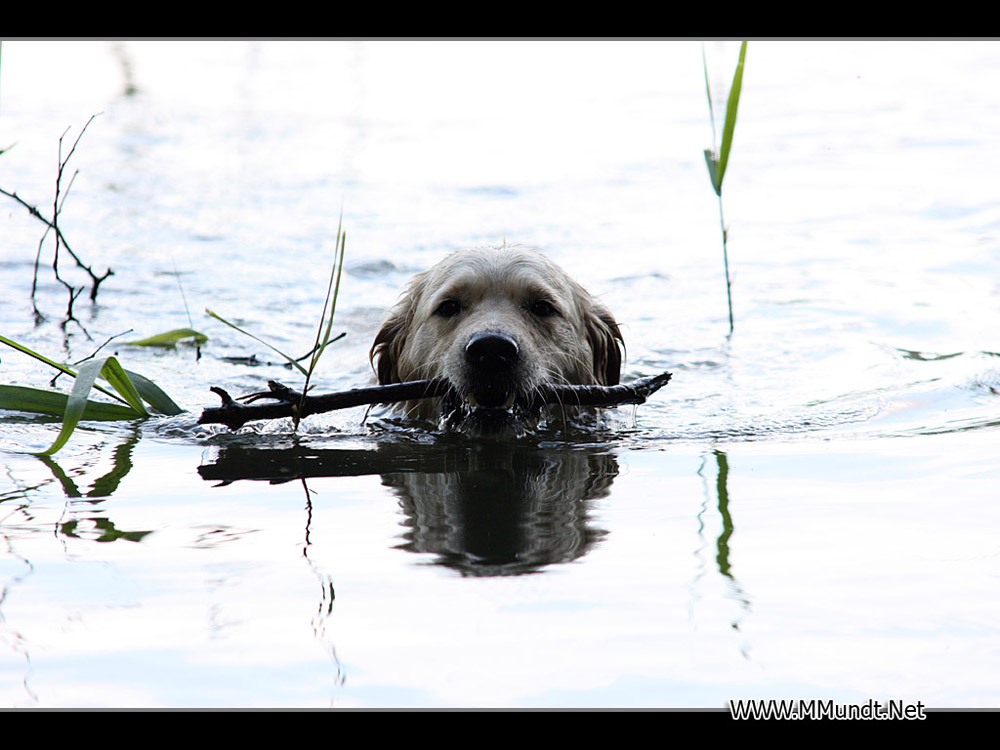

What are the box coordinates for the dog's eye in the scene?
[529,299,557,318]
[434,299,463,318]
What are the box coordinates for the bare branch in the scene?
[198,372,673,431]
[0,113,114,314]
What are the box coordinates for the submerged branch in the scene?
[198,372,673,431]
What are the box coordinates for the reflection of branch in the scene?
[0,113,114,324]
[198,372,673,431]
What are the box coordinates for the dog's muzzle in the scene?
[438,331,539,434]
[462,331,520,409]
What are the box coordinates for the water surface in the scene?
[1,40,998,708]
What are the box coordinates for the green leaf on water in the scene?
[0,385,141,421]
[99,357,149,417]
[0,333,126,405]
[35,357,146,456]
[124,328,208,348]
[1,335,185,453]
[122,369,185,415]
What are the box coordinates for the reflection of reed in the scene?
[385,444,615,576]
[301,509,346,689]
[14,429,155,543]
[714,450,734,577]
[32,426,140,499]
[695,450,752,651]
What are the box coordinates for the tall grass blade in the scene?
[1,333,130,406]
[702,45,722,196]
[701,41,746,336]
[715,41,747,195]
[205,310,309,377]
[1,333,79,379]
[702,44,718,151]
[309,223,346,373]
[296,217,346,428]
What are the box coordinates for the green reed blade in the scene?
[0,385,140,421]
[715,41,747,195]
[123,369,185,415]
[34,357,145,455]
[205,310,309,377]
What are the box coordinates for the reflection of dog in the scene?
[370,246,624,434]
[385,445,617,576]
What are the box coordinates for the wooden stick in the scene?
[197,372,672,431]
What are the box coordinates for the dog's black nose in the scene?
[465,331,520,372]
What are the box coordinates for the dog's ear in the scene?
[370,315,405,384]
[370,301,413,385]
[586,305,624,386]
[371,274,427,384]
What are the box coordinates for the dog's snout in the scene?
[465,331,520,371]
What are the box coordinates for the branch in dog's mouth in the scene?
[197,372,672,431]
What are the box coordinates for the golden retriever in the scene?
[370,246,623,434]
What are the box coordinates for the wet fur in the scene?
[370,246,623,434]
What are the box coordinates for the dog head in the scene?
[371,246,623,434]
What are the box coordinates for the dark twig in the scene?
[49,329,135,388]
[0,113,114,319]
[532,371,673,408]
[198,372,673,431]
